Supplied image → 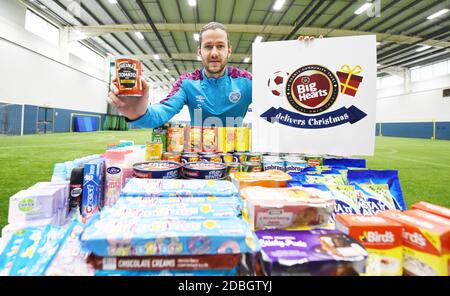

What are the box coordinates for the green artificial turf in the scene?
[0,132,449,231]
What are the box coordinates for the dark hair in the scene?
[198,22,230,47]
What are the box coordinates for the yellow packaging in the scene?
[217,128,235,153]
[380,210,450,276]
[235,127,249,152]
[336,214,403,276]
[145,142,163,161]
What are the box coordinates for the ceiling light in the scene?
[108,0,118,4]
[376,63,380,67]
[188,0,196,7]
[354,3,372,15]
[153,54,160,60]
[170,77,175,82]
[254,36,263,43]
[193,33,200,42]
[416,45,431,52]
[164,68,169,73]
[273,0,286,11]
[376,42,381,46]
[135,32,144,40]
[427,9,449,20]
[243,57,250,63]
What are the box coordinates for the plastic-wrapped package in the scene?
[240,186,335,230]
[256,229,367,276]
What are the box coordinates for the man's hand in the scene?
[107,78,150,120]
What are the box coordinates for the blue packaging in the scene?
[323,158,366,168]
[81,159,105,218]
[25,225,66,276]
[121,178,238,198]
[8,227,45,276]
[347,170,406,212]
[81,216,260,257]
[0,230,27,275]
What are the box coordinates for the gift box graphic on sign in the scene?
[336,65,363,97]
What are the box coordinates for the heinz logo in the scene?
[362,231,395,243]
[403,231,426,247]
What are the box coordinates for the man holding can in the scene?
[107,22,317,128]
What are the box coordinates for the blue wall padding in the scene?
[73,116,99,132]
[380,122,433,139]
[375,123,380,136]
[436,122,450,140]
[24,105,37,134]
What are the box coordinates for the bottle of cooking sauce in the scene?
[115,58,142,96]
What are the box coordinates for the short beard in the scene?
[203,58,228,76]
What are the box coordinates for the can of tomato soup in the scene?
[115,58,142,96]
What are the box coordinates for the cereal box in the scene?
[217,127,235,153]
[202,127,217,152]
[411,202,450,220]
[235,127,249,152]
[335,214,403,276]
[379,210,450,276]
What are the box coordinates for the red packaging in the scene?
[116,58,142,96]
[411,201,450,220]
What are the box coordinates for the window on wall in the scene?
[410,58,450,82]
[25,9,60,46]
[377,75,404,89]
[69,42,105,69]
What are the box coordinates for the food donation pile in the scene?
[0,125,449,276]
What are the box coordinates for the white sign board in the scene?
[251,35,377,156]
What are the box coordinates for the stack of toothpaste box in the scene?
[80,178,260,276]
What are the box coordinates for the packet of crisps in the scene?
[323,158,366,168]
[348,170,406,212]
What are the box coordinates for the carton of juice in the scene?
[379,210,450,276]
[335,214,403,276]
[217,127,235,153]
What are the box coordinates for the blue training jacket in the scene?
[129,66,252,128]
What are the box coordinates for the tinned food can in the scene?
[219,153,234,164]
[241,161,262,172]
[263,157,286,172]
[200,153,222,163]
[162,152,182,163]
[226,162,241,178]
[115,58,142,96]
[285,159,307,173]
[233,152,248,163]
[246,153,262,163]
[181,153,200,164]
[304,155,324,167]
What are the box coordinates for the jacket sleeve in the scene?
[129,82,187,128]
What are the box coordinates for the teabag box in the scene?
[379,210,450,276]
[335,214,403,276]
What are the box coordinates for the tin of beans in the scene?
[233,152,248,163]
[246,153,262,163]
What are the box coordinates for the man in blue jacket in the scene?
[108,22,252,128]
